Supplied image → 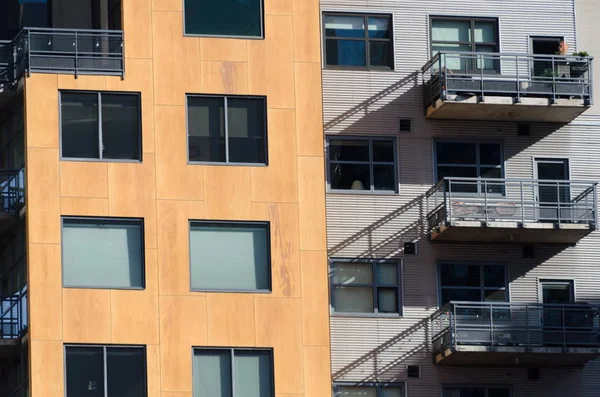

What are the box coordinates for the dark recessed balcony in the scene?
[422,52,593,123]
[426,177,597,244]
[0,28,124,87]
[430,301,600,367]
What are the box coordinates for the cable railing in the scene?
[0,27,124,86]
[431,301,600,355]
[0,288,26,340]
[422,51,593,108]
[426,177,598,231]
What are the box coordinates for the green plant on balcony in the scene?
[571,51,590,78]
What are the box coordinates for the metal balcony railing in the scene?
[430,301,600,355]
[0,28,124,86]
[0,169,24,215]
[426,177,598,231]
[422,52,594,108]
[0,288,26,340]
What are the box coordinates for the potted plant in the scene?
[571,51,590,78]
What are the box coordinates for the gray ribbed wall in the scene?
[322,0,600,395]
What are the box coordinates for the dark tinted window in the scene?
[66,346,146,397]
[184,0,263,37]
[61,92,141,161]
[324,13,393,69]
[187,96,267,165]
[439,263,508,306]
[61,93,99,159]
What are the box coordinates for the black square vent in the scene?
[399,118,412,132]
[407,365,421,378]
[404,242,417,255]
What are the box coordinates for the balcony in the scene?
[430,301,600,367]
[422,52,593,123]
[426,177,597,244]
[0,28,124,87]
[0,289,26,368]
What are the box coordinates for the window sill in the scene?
[183,33,264,40]
[324,65,395,72]
[188,161,268,167]
[331,312,403,318]
[63,285,146,291]
[61,157,142,163]
[327,189,400,196]
[190,288,272,294]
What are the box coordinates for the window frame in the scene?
[186,94,269,166]
[333,381,407,397]
[188,220,272,293]
[61,216,146,290]
[322,12,395,70]
[437,261,509,307]
[64,344,148,397]
[59,90,143,163]
[329,258,403,316]
[182,0,265,39]
[326,136,399,194]
[433,140,504,195]
[192,347,275,397]
[429,15,500,54]
[442,384,512,397]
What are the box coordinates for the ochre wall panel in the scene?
[59,161,108,198]
[206,294,256,346]
[25,0,330,395]
[62,288,112,343]
[28,244,63,340]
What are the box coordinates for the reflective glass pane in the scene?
[333,286,374,313]
[436,142,477,164]
[188,97,225,162]
[437,166,478,193]
[190,223,270,291]
[193,350,232,397]
[325,15,365,38]
[234,351,272,397]
[474,45,500,70]
[484,265,506,287]
[381,387,405,397]
[376,263,397,284]
[370,41,392,67]
[62,219,144,288]
[106,348,146,397]
[330,163,371,190]
[441,264,481,287]
[326,39,366,66]
[184,0,262,37]
[227,97,266,164]
[378,288,398,313]
[335,386,377,397]
[374,164,396,191]
[488,389,511,397]
[368,17,390,38]
[61,92,99,159]
[480,144,502,165]
[484,289,507,302]
[329,140,369,162]
[431,44,474,71]
[441,289,482,305]
[332,262,373,284]
[372,140,394,162]
[66,347,105,397]
[474,21,496,43]
[431,20,471,42]
[102,94,141,160]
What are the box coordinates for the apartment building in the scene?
[322,0,600,396]
[0,1,331,397]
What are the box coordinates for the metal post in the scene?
[441,54,447,100]
[26,30,31,78]
[447,179,452,223]
[526,304,530,347]
[484,179,488,223]
[490,304,494,348]
[589,58,594,106]
[74,31,78,79]
[520,181,525,224]
[516,54,521,103]
[480,54,485,102]
[557,182,562,224]
[593,183,598,229]
[562,306,567,348]
[452,303,457,345]
[552,56,557,104]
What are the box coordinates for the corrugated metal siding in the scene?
[323,0,600,395]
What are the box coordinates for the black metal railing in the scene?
[0,169,24,214]
[0,288,26,339]
[426,177,598,231]
[431,301,600,354]
[0,27,124,86]
[422,52,594,108]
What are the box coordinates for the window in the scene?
[443,386,511,397]
[330,259,402,315]
[333,382,406,397]
[184,0,263,38]
[328,137,397,192]
[193,348,273,397]
[65,345,146,397]
[187,95,267,165]
[323,13,393,69]
[430,17,499,72]
[438,262,508,306]
[62,217,144,289]
[60,91,141,161]
[434,141,503,194]
[189,221,271,292]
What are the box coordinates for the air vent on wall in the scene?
[399,118,413,132]
[404,242,417,255]
[522,244,535,259]
[407,365,421,378]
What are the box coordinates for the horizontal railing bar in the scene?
[442,177,598,184]
[23,26,124,34]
